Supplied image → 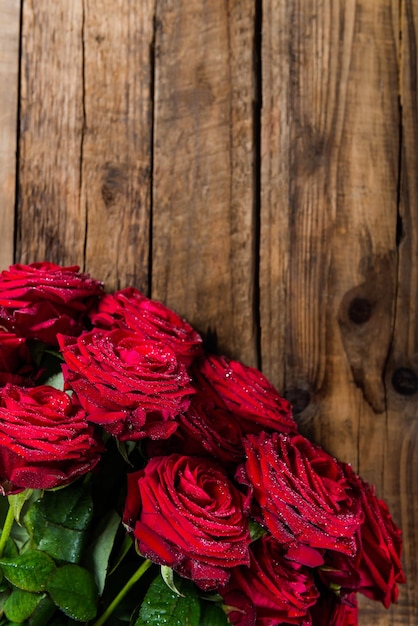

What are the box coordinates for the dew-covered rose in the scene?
[0,331,34,387]
[0,262,104,345]
[59,329,194,441]
[189,355,297,435]
[319,463,405,609]
[238,433,362,566]
[221,535,319,626]
[123,454,251,590]
[89,287,203,366]
[0,384,103,493]
[146,388,246,465]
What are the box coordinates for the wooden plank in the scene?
[260,1,406,624]
[82,0,154,292]
[17,0,154,292]
[384,0,418,623]
[17,1,85,266]
[0,0,20,268]
[152,0,257,365]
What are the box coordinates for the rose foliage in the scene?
[0,262,406,626]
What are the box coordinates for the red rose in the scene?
[190,355,297,435]
[89,287,203,366]
[0,262,104,345]
[0,331,34,387]
[320,464,405,609]
[238,433,362,565]
[59,329,194,441]
[309,590,358,626]
[0,384,103,493]
[123,454,251,590]
[146,387,247,465]
[221,535,319,626]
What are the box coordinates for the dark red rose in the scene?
[89,287,203,366]
[0,262,104,345]
[219,591,256,626]
[221,535,319,626]
[0,331,34,387]
[0,384,103,493]
[145,353,295,464]
[146,389,247,465]
[123,454,251,590]
[309,590,358,626]
[59,329,194,441]
[238,433,362,566]
[320,464,405,609]
[189,355,297,435]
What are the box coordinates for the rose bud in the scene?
[59,329,194,441]
[123,454,251,590]
[220,535,319,626]
[0,262,104,345]
[190,355,297,435]
[89,287,203,367]
[0,384,103,493]
[238,432,363,565]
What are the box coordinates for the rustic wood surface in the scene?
[152,0,258,366]
[1,1,417,624]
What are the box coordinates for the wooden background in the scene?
[0,1,417,623]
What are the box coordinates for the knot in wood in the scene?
[348,297,373,324]
[284,388,311,414]
[392,368,418,396]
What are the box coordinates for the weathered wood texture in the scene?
[17,0,153,293]
[260,3,416,625]
[389,1,418,621]
[152,0,258,365]
[0,0,20,269]
[1,1,417,624]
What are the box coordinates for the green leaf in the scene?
[27,595,57,626]
[199,603,230,626]
[116,440,137,466]
[0,550,56,591]
[248,519,267,542]
[85,510,121,595]
[4,588,42,623]
[135,574,200,626]
[30,342,63,381]
[2,537,19,559]
[46,564,98,622]
[29,340,49,367]
[23,482,93,563]
[0,589,12,615]
[8,490,36,525]
[108,534,133,575]
[161,566,184,597]
[43,371,64,391]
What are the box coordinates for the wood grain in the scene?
[82,0,154,293]
[6,0,418,622]
[383,0,418,622]
[17,1,86,266]
[151,0,257,365]
[260,1,408,624]
[0,0,20,269]
[17,0,154,292]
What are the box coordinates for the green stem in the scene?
[92,559,153,626]
[0,505,15,557]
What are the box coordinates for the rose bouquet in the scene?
[0,262,405,625]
